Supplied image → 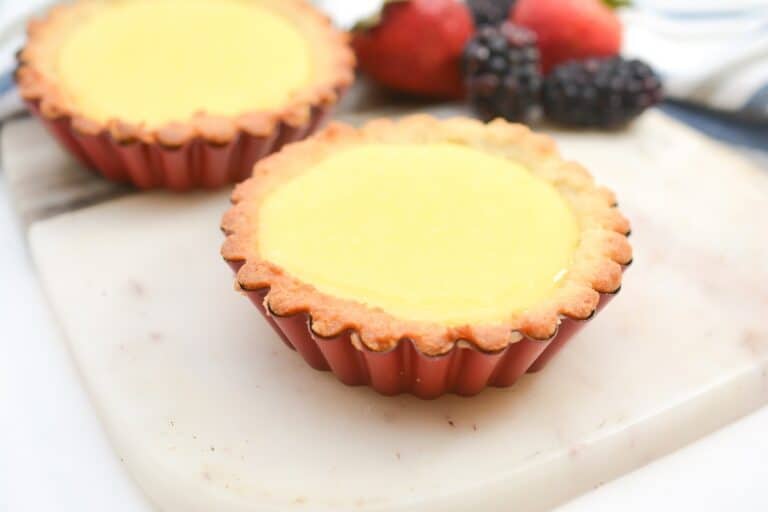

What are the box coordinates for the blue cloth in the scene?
[662,102,768,152]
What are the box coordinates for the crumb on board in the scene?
[129,280,145,297]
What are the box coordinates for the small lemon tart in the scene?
[258,142,579,326]
[223,116,632,356]
[16,0,354,189]
[56,0,315,128]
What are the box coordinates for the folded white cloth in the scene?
[624,0,768,119]
[1,0,767,122]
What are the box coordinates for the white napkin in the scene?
[624,0,768,119]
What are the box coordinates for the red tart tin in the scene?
[23,99,341,191]
[227,259,626,400]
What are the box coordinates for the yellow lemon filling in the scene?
[259,143,580,326]
[56,0,312,127]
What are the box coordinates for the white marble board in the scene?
[6,110,768,512]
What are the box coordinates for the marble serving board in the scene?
[4,104,768,512]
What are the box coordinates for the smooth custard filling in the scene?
[56,0,313,127]
[259,143,580,326]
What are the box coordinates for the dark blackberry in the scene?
[467,0,517,27]
[462,23,542,123]
[543,57,664,128]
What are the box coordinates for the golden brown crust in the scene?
[222,116,633,356]
[15,0,355,147]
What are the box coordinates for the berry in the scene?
[352,0,474,99]
[467,0,517,26]
[462,23,542,123]
[512,0,622,74]
[543,57,664,128]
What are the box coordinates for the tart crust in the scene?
[16,0,355,147]
[222,115,632,356]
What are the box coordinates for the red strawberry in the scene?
[352,0,474,99]
[512,0,622,74]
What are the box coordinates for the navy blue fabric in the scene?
[661,100,768,153]
[0,70,14,96]
[743,83,768,118]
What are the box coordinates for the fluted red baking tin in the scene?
[228,259,624,399]
[24,99,336,191]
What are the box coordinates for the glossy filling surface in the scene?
[57,0,312,127]
[259,143,580,325]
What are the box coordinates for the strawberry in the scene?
[352,0,475,99]
[512,0,622,74]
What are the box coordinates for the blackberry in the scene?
[462,23,542,123]
[467,0,517,27]
[543,57,664,128]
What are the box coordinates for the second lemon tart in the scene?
[222,116,633,397]
[16,0,355,190]
[257,142,580,327]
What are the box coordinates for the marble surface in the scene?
[0,179,150,512]
[2,224,768,512]
[16,110,768,511]
[557,404,768,511]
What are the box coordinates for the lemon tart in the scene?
[222,116,632,397]
[16,0,355,190]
